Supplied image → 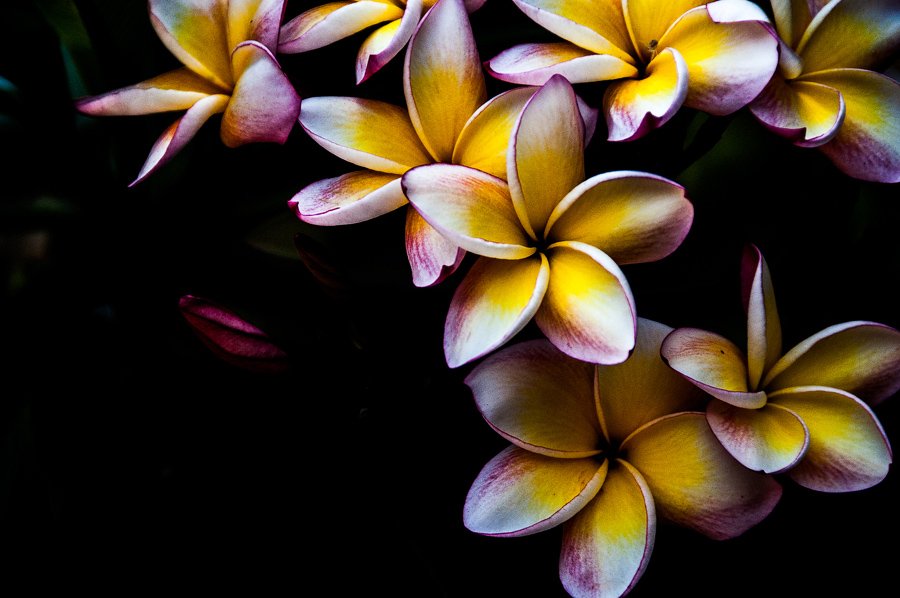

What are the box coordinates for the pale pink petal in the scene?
[357,0,423,83]
[288,171,405,225]
[75,68,223,116]
[741,244,782,391]
[749,74,846,147]
[405,208,465,288]
[228,0,285,50]
[485,42,638,86]
[278,1,402,53]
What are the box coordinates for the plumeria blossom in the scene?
[486,0,779,141]
[661,245,900,491]
[279,0,485,83]
[76,0,300,186]
[464,319,781,598]
[402,75,693,367]
[290,0,598,287]
[749,0,900,182]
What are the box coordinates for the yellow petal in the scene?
[798,0,900,73]
[706,401,809,473]
[288,171,405,225]
[742,244,782,391]
[75,68,223,116]
[486,42,638,85]
[770,0,815,48]
[622,0,707,63]
[278,1,402,53]
[227,0,284,51]
[749,74,846,147]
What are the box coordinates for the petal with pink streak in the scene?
[741,244,782,391]
[485,42,638,86]
[288,171,405,225]
[228,0,285,50]
[75,68,223,116]
[278,1,402,53]
[405,208,465,288]
[749,74,845,147]
[357,0,423,83]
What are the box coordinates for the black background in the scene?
[2,0,897,594]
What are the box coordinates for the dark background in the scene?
[2,0,897,594]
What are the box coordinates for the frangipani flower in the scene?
[661,245,899,491]
[464,319,781,598]
[77,0,301,186]
[485,0,779,141]
[749,0,900,182]
[290,0,597,287]
[279,0,485,83]
[402,75,692,367]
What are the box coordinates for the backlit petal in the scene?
[288,171,405,225]
[299,96,431,174]
[405,208,465,287]
[602,47,688,142]
[278,1,402,53]
[227,0,284,50]
[749,74,846,147]
[560,461,655,598]
[357,0,423,83]
[742,244,782,391]
[546,171,692,264]
[485,43,638,86]
[706,401,809,473]
[764,321,900,406]
[770,386,892,492]
[623,412,782,539]
[464,447,607,537]
[536,242,636,365]
[661,327,768,408]
[75,68,222,116]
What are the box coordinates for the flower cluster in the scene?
[74,0,899,596]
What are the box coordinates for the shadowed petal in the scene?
[405,208,465,287]
[659,1,778,115]
[486,43,638,85]
[131,93,230,186]
[546,171,692,264]
[444,255,549,368]
[404,0,486,162]
[278,1,402,53]
[402,164,535,259]
[596,319,706,445]
[464,447,607,537]
[228,0,285,50]
[661,328,768,408]
[75,68,223,116]
[150,0,233,89]
[465,339,601,457]
[560,461,655,598]
[536,242,636,365]
[770,386,892,492]
[221,41,301,147]
[623,412,782,539]
[299,96,431,174]
[706,401,809,473]
[603,47,688,141]
[357,0,423,83]
[749,74,845,147]
[742,244,782,390]
[770,0,815,48]
[289,171,405,225]
[764,321,900,406]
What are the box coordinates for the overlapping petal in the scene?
[227,0,284,50]
[623,412,782,540]
[770,386,892,492]
[150,0,233,89]
[749,75,846,146]
[534,242,636,365]
[465,339,601,457]
[623,0,708,63]
[742,244,782,390]
[444,255,550,368]
[357,0,423,83]
[289,171,405,225]
[764,321,900,405]
[546,171,692,264]
[485,43,638,85]
[75,68,224,116]
[771,0,816,48]
[559,461,655,598]
[299,97,431,174]
[464,446,608,537]
[405,209,465,288]
[278,1,403,53]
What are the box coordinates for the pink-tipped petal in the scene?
[131,93,230,186]
[623,412,782,540]
[485,43,638,86]
[288,171,405,225]
[508,74,585,240]
[661,327,768,409]
[228,0,285,51]
[706,400,809,473]
[405,208,465,288]
[545,171,692,264]
[465,339,601,457]
[221,41,301,147]
[749,74,846,147]
[402,164,535,259]
[535,242,636,365]
[764,321,900,406]
[299,96,431,174]
[602,47,688,142]
[742,244,782,391]
[444,255,550,368]
[278,1,402,53]
[560,461,656,598]
[658,1,779,115]
[179,294,288,373]
[770,386,892,492]
[464,447,607,537]
[403,0,486,162]
[357,0,423,83]
[75,68,223,116]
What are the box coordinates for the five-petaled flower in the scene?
[661,245,899,491]
[749,0,900,182]
[290,0,597,287]
[486,0,779,141]
[464,319,782,598]
[402,75,693,367]
[77,0,301,185]
[279,0,485,83]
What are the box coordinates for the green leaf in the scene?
[34,0,100,96]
